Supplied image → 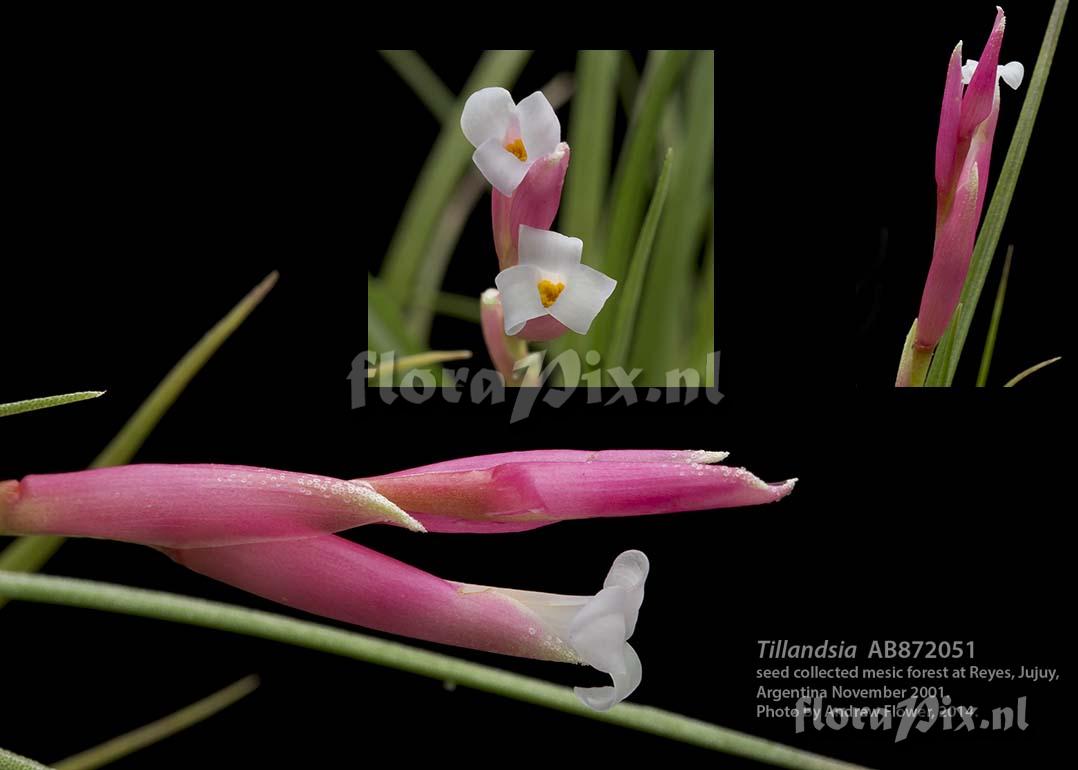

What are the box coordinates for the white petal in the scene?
[548,264,617,335]
[516,91,561,159]
[517,225,583,273]
[603,550,649,637]
[473,138,531,196]
[961,58,979,85]
[569,586,631,674]
[460,87,516,148]
[494,265,547,335]
[999,61,1024,90]
[574,643,642,711]
[567,550,649,676]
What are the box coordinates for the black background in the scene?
[1,5,1072,768]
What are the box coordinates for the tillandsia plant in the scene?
[893,6,1066,387]
[370,50,716,387]
[0,277,833,768]
[0,450,795,710]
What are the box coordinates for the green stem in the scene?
[0,571,873,770]
[52,676,259,770]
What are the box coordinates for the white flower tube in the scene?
[462,550,649,710]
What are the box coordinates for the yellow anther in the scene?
[537,279,565,308]
[504,137,528,162]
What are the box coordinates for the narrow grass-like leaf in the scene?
[373,351,472,377]
[632,51,715,381]
[368,273,419,354]
[927,0,1069,386]
[618,51,640,117]
[0,274,278,586]
[94,273,278,469]
[380,51,532,320]
[561,51,619,264]
[0,749,52,770]
[406,171,488,341]
[51,676,259,770]
[587,50,690,353]
[976,245,1013,387]
[0,391,104,419]
[689,206,716,387]
[431,292,483,323]
[0,572,874,770]
[377,50,455,121]
[606,148,674,369]
[1004,356,1062,387]
[924,303,963,387]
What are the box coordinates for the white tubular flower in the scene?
[961,58,1025,90]
[461,87,562,196]
[489,550,649,711]
[494,225,617,337]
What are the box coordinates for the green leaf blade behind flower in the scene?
[377,50,455,121]
[606,148,675,370]
[580,50,691,359]
[631,50,715,382]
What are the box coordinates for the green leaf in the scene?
[923,303,962,387]
[606,148,675,369]
[689,207,716,387]
[632,51,715,381]
[976,245,1013,387]
[618,51,640,117]
[427,291,483,323]
[1004,356,1062,387]
[0,273,278,586]
[926,0,1069,386]
[53,676,259,770]
[380,51,532,330]
[0,391,104,419]
[377,50,455,121]
[0,749,52,770]
[372,350,473,377]
[367,273,419,354]
[561,51,620,256]
[0,571,873,770]
[586,50,690,355]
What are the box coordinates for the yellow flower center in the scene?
[504,137,528,162]
[537,279,565,308]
